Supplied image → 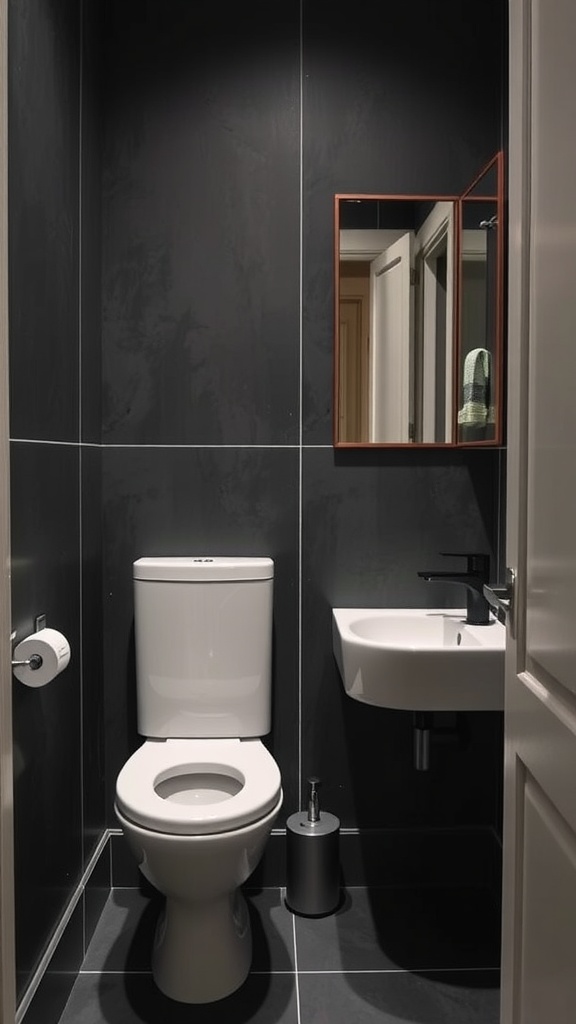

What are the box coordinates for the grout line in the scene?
[99,443,302,449]
[78,0,83,446]
[78,0,86,956]
[290,884,302,1024]
[79,970,155,976]
[297,0,304,816]
[75,966,500,977]
[75,966,498,974]
[8,439,316,449]
[9,438,88,447]
[496,449,500,570]
[293,966,501,975]
[9,437,507,451]
[79,445,85,952]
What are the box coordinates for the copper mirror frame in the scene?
[333,151,505,448]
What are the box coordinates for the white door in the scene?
[500,0,576,1020]
[369,232,414,442]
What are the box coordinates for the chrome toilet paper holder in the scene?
[11,613,46,671]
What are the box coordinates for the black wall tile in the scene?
[11,0,508,1003]
[100,0,301,445]
[8,0,80,442]
[302,0,506,444]
[81,446,105,843]
[98,0,506,852]
[301,447,503,828]
[10,442,82,996]
[101,446,300,824]
[80,0,103,443]
[9,0,106,999]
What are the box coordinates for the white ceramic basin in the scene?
[332,608,505,711]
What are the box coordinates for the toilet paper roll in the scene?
[12,628,71,687]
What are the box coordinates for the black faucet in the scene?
[417,552,492,625]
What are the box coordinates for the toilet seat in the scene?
[115,738,282,836]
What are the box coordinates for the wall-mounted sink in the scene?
[332,608,505,711]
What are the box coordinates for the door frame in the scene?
[500,0,530,1012]
[417,201,454,442]
[0,0,16,1018]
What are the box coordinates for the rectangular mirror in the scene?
[457,151,504,445]
[335,195,458,445]
[334,152,504,448]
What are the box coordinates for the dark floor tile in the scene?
[21,972,77,1024]
[85,844,112,956]
[59,970,299,1024]
[83,887,295,975]
[247,888,295,972]
[297,970,500,1024]
[294,886,501,972]
[82,889,160,972]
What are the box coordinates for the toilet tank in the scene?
[133,557,274,739]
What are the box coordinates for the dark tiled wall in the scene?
[101,0,506,849]
[302,2,506,444]
[8,0,104,1003]
[8,0,506,1014]
[8,0,507,1000]
[101,2,300,446]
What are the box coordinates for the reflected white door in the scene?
[369,232,414,442]
[417,201,454,443]
[501,0,576,1020]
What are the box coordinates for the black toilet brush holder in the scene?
[285,777,340,916]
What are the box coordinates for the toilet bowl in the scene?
[115,739,282,1003]
[116,738,282,836]
[114,556,282,1003]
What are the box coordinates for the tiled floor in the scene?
[55,885,501,1023]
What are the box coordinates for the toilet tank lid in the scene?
[133,556,274,582]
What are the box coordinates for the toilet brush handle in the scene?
[307,777,320,823]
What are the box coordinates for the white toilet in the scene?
[114,556,283,1004]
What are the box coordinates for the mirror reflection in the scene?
[336,196,456,444]
[457,156,502,444]
[334,152,504,448]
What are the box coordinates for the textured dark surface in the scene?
[51,885,500,1024]
[11,0,507,1016]
[8,0,105,1001]
[99,0,505,837]
[101,0,301,446]
[8,0,80,442]
[10,442,82,998]
[301,0,505,445]
[301,447,504,827]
